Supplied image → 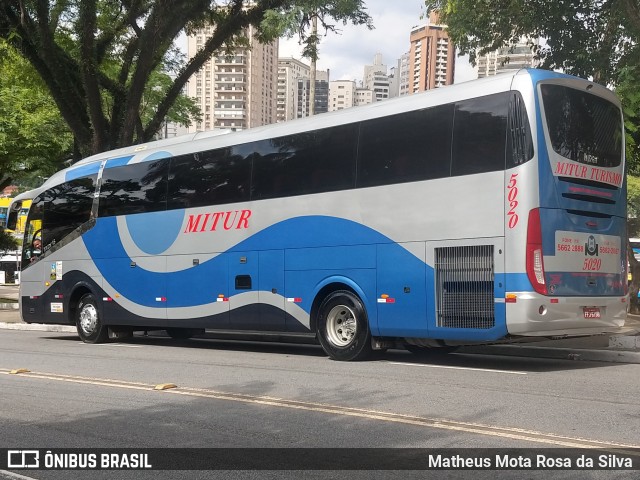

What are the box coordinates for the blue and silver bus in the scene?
[9,69,627,361]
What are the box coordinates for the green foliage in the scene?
[616,66,640,175]
[0,41,73,187]
[0,0,371,160]
[261,0,373,60]
[424,0,640,191]
[0,228,18,253]
[627,175,640,221]
[424,0,639,84]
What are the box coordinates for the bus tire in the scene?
[76,293,108,344]
[317,290,372,361]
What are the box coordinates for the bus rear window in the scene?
[541,84,622,168]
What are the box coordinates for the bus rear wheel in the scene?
[76,293,109,344]
[317,291,372,361]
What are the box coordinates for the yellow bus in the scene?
[14,199,32,235]
[0,197,10,226]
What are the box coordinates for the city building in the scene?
[363,53,390,102]
[476,39,539,78]
[408,12,455,93]
[397,52,411,97]
[155,120,190,140]
[355,88,374,106]
[186,24,278,132]
[328,80,356,111]
[277,57,310,122]
[296,70,329,118]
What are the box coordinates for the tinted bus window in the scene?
[452,92,509,176]
[43,175,97,246]
[357,104,454,187]
[252,124,358,200]
[507,92,534,168]
[541,84,622,168]
[99,160,169,217]
[21,196,44,268]
[167,147,252,210]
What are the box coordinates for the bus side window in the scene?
[451,92,509,176]
[21,197,44,268]
[357,104,453,188]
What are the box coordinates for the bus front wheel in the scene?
[317,290,372,361]
[76,293,109,344]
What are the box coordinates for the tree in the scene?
[0,40,73,189]
[423,0,640,168]
[423,1,640,82]
[0,228,17,252]
[616,66,640,174]
[0,0,372,160]
[261,0,373,115]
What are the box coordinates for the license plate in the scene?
[583,307,601,319]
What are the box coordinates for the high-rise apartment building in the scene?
[363,53,390,102]
[329,80,356,111]
[408,12,455,93]
[397,52,411,97]
[186,25,278,132]
[277,57,310,122]
[296,70,329,117]
[476,40,538,78]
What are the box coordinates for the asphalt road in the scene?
[0,329,639,479]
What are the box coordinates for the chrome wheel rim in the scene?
[79,304,98,335]
[325,305,357,347]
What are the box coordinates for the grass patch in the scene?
[0,297,17,303]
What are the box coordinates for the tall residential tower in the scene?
[408,12,455,93]
[186,25,278,131]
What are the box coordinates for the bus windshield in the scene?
[541,84,622,168]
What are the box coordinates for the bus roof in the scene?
[36,68,618,196]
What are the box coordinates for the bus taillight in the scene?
[526,208,547,295]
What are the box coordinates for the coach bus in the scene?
[8,69,627,361]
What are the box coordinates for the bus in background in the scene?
[13,199,32,235]
[0,198,32,233]
[0,197,10,226]
[9,69,627,361]
[630,238,640,261]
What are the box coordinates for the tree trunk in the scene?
[308,14,317,117]
[629,239,640,314]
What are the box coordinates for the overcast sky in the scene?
[277,0,477,84]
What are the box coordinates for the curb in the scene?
[460,345,640,364]
[0,303,19,310]
[0,322,75,333]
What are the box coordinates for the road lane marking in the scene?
[1,368,638,451]
[387,362,528,375]
[77,342,142,348]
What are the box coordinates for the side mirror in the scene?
[6,201,22,231]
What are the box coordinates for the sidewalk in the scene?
[456,315,640,364]
[1,305,639,364]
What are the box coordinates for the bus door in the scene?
[20,196,46,323]
[228,251,286,331]
[258,250,286,331]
